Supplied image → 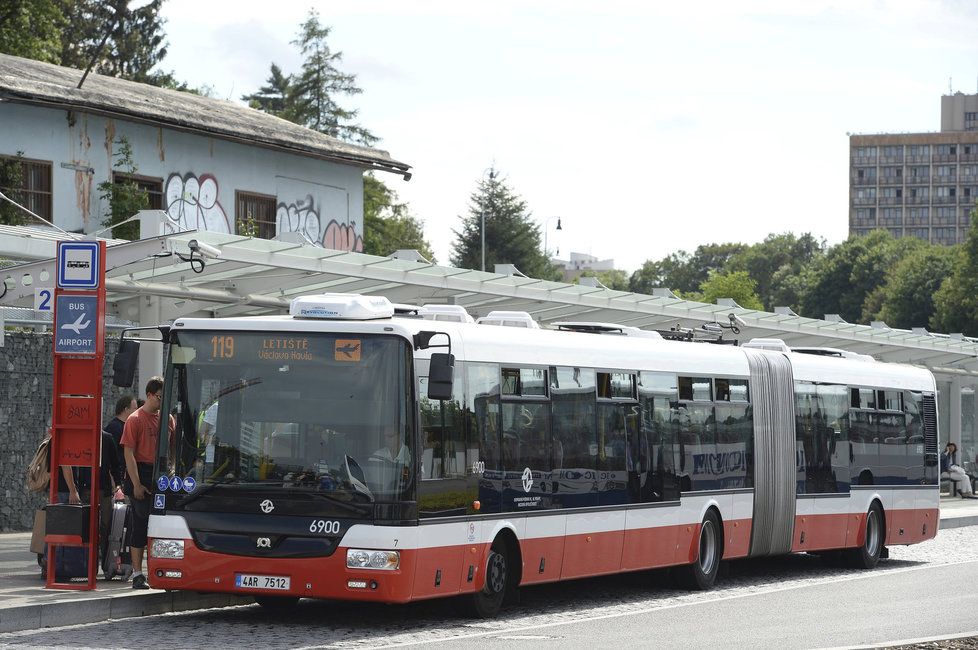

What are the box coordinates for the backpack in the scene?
[27,436,51,493]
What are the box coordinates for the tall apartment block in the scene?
[849,92,978,245]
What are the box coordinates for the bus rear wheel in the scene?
[255,595,300,610]
[677,510,722,590]
[847,502,884,569]
[465,542,508,618]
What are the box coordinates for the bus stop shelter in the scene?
[2,216,977,447]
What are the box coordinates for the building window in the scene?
[235,191,277,239]
[907,228,930,240]
[112,172,163,209]
[935,207,956,225]
[908,145,930,157]
[907,207,929,225]
[880,207,902,225]
[0,156,53,224]
[965,113,978,121]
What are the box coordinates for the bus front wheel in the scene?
[465,541,508,618]
[847,502,884,569]
[677,510,722,590]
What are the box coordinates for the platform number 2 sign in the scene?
[34,288,53,312]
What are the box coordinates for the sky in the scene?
[160,0,978,273]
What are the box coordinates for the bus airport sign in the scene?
[57,241,100,289]
[54,295,98,354]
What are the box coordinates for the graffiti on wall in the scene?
[276,194,363,252]
[164,172,230,234]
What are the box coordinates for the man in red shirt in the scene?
[121,376,175,589]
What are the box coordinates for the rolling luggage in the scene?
[52,544,88,580]
[102,501,133,580]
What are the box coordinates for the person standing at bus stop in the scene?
[121,377,176,589]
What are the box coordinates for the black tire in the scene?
[846,502,884,569]
[254,595,300,610]
[677,510,723,590]
[465,542,508,618]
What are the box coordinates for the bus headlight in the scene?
[151,539,185,559]
[346,549,399,570]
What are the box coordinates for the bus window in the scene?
[679,376,713,402]
[638,371,679,501]
[551,367,597,508]
[468,363,502,513]
[816,383,849,493]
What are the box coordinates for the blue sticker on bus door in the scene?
[183,476,196,493]
[157,476,169,491]
[169,476,183,492]
[154,494,165,509]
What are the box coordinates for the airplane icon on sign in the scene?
[60,313,90,334]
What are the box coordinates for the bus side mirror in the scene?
[427,353,455,401]
[112,339,139,387]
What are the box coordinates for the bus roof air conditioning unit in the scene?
[476,311,540,328]
[290,293,394,320]
[742,338,791,353]
[419,305,474,323]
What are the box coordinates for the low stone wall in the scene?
[0,332,136,531]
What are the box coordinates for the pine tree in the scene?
[242,63,296,120]
[450,168,560,280]
[290,9,376,145]
[59,0,172,86]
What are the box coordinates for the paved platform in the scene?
[0,533,249,633]
[1,496,977,634]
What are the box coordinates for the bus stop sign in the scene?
[54,295,98,354]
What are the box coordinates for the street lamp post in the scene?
[544,216,563,258]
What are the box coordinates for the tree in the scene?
[866,244,956,329]
[0,0,63,63]
[450,168,560,280]
[242,63,296,120]
[0,152,28,226]
[362,174,435,260]
[629,243,747,295]
[289,9,376,145]
[59,0,172,85]
[98,137,149,240]
[932,214,978,336]
[687,270,764,310]
[726,233,825,311]
[800,230,920,323]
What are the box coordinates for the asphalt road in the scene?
[2,527,977,650]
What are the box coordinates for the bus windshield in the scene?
[160,330,416,507]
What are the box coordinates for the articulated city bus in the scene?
[133,294,939,617]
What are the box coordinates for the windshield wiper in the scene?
[174,476,237,509]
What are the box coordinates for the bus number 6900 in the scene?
[309,519,341,534]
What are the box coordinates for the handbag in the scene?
[26,436,52,493]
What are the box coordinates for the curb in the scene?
[0,590,251,634]
[939,515,978,530]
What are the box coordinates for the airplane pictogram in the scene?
[336,343,361,358]
[60,313,91,334]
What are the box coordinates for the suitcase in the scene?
[102,501,133,580]
[52,544,88,580]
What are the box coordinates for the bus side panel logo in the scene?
[522,467,533,492]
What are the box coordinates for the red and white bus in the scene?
[126,293,939,616]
